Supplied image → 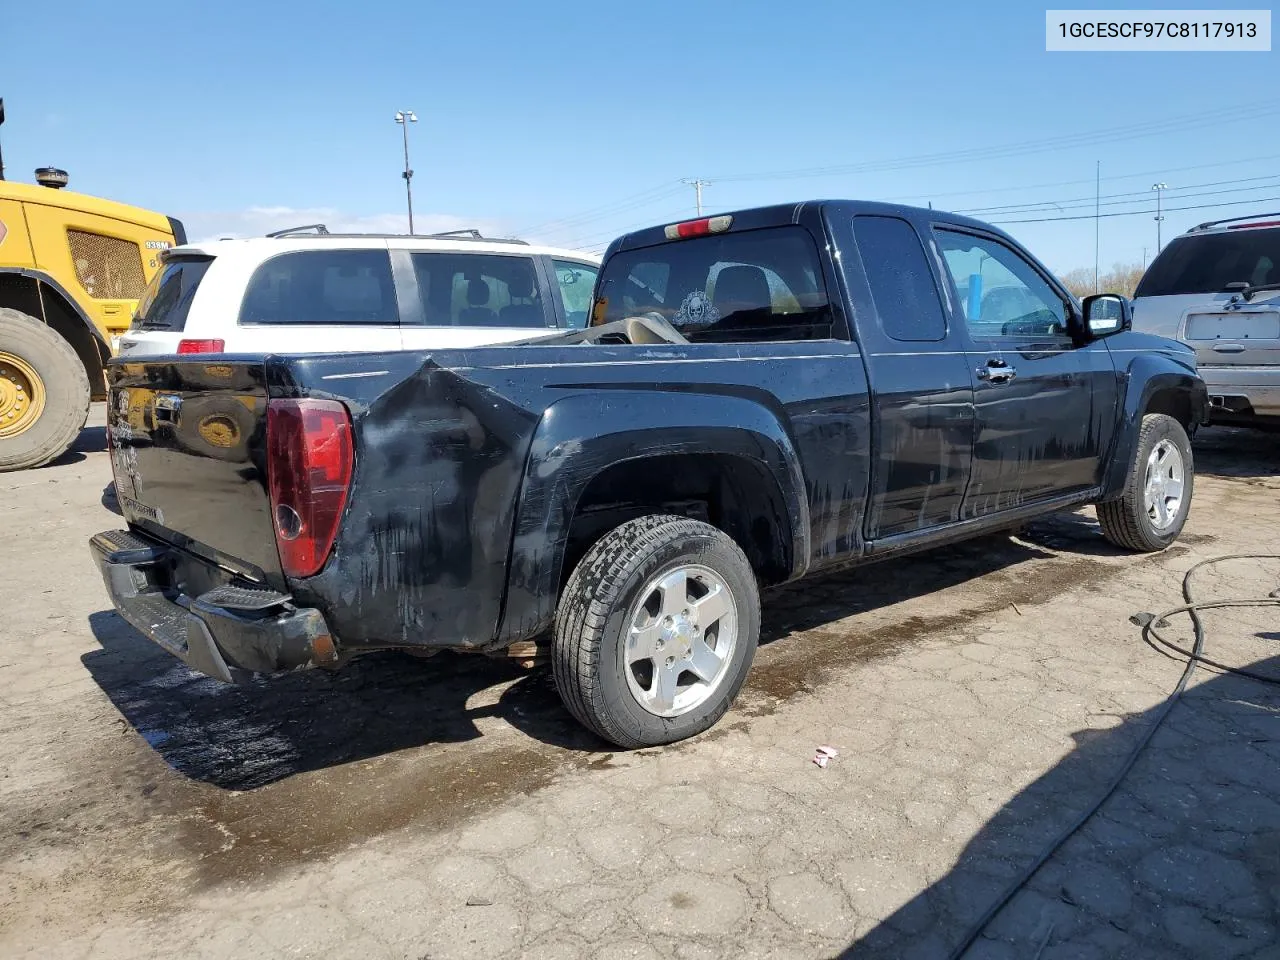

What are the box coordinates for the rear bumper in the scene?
[89,529,337,683]
[1199,366,1280,422]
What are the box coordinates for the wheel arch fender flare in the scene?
[0,267,110,352]
[1101,356,1207,499]
[496,389,810,644]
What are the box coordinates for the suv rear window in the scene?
[1135,226,1280,297]
[132,256,213,331]
[593,226,833,342]
[239,250,398,325]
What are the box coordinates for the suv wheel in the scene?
[1097,413,1193,552]
[553,514,760,748]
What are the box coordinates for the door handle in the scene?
[976,359,1016,384]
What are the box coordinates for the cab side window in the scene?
[853,215,947,342]
[934,230,1070,344]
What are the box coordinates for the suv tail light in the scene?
[266,398,354,579]
[177,338,225,354]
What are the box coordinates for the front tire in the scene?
[1097,413,1193,552]
[0,308,90,472]
[553,514,760,748]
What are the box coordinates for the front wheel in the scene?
[1097,413,1193,552]
[0,308,90,471]
[553,514,760,748]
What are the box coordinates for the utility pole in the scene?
[1142,246,1148,269]
[1094,160,1100,294]
[1152,182,1168,253]
[395,110,418,234]
[683,178,711,216]
[0,98,6,181]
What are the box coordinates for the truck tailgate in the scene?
[108,359,283,583]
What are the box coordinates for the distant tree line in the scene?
[1059,263,1146,300]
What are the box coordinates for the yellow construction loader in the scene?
[0,107,184,470]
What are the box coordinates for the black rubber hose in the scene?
[947,553,1280,960]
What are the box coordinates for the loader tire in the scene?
[0,308,90,472]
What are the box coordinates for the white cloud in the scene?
[180,206,509,243]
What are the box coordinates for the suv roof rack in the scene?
[265,223,331,238]
[261,224,529,245]
[1188,212,1280,233]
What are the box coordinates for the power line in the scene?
[961,177,1280,218]
[957,173,1280,215]
[555,203,694,251]
[516,182,684,236]
[875,152,1280,205]
[711,101,1280,183]
[518,126,1280,249]
[990,193,1280,225]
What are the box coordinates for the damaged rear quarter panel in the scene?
[279,351,541,650]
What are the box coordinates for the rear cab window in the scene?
[131,256,213,331]
[410,253,548,328]
[1136,227,1280,297]
[593,226,833,342]
[239,250,398,325]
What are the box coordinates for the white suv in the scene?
[118,226,601,357]
[1131,213,1280,429]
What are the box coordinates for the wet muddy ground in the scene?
[2,408,1278,958]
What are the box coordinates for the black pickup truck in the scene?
[91,201,1207,747]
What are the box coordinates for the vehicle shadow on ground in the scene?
[100,480,121,515]
[83,609,592,790]
[81,518,1095,791]
[43,425,109,468]
[1193,425,1280,479]
[840,655,1280,957]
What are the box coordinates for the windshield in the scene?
[593,226,833,342]
[1135,227,1280,298]
[132,256,213,331]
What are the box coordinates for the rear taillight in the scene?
[177,338,225,354]
[266,398,354,579]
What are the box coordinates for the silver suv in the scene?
[1131,213,1280,429]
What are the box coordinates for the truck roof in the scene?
[0,180,175,234]
[606,199,1009,255]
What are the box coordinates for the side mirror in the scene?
[1082,293,1131,338]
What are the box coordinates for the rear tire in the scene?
[0,308,90,472]
[1097,413,1193,552]
[553,514,760,748]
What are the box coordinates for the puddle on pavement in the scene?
[173,737,583,887]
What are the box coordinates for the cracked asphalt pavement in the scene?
[2,406,1278,959]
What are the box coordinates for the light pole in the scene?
[1151,182,1168,253]
[395,111,418,234]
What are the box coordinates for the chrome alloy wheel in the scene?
[1143,438,1185,530]
[623,564,738,718]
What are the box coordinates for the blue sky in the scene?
[2,1,1277,273]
